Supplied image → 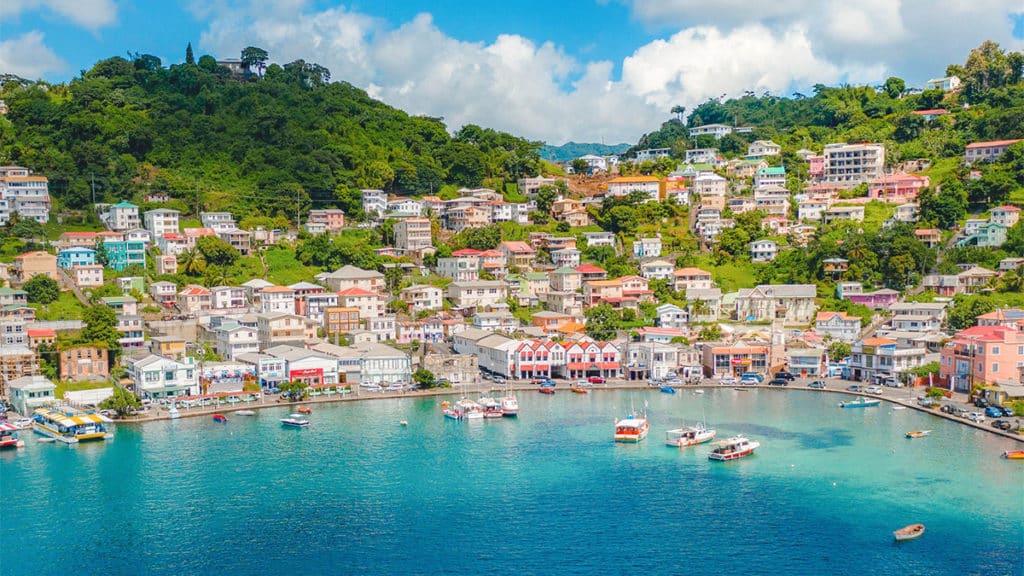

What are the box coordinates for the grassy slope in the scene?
[31,293,87,321]
[262,247,320,285]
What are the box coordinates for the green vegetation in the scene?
[100,386,141,418]
[56,379,112,400]
[24,274,60,304]
[264,246,321,285]
[31,292,87,321]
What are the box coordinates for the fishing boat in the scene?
[234,410,256,416]
[614,412,650,443]
[32,407,113,444]
[1002,450,1024,460]
[893,524,925,541]
[167,405,180,419]
[500,395,519,417]
[212,413,229,423]
[0,422,25,449]
[280,414,310,427]
[708,437,760,461]
[570,386,588,394]
[538,385,555,395]
[297,406,313,414]
[478,397,504,418]
[444,399,485,420]
[660,386,676,394]
[905,430,931,439]
[665,423,716,448]
[838,397,881,409]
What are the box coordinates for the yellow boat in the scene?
[905,430,931,439]
[1002,450,1024,460]
[32,407,113,444]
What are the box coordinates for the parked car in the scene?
[917,397,940,407]
[587,376,606,384]
[880,377,902,388]
[967,412,985,423]
[768,378,788,386]
[774,371,795,381]
[985,406,1005,418]
[808,380,827,389]
[740,376,761,385]
[665,376,682,385]
[973,397,989,408]
[864,386,884,395]
[740,372,764,383]
[999,406,1015,417]
[991,419,1012,430]
[719,376,738,385]
[847,385,863,392]
[940,404,955,414]
[647,378,663,387]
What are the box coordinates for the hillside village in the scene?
[1,42,1023,418]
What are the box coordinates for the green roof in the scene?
[553,267,579,275]
[757,166,786,175]
[0,287,27,296]
[524,272,548,281]
[112,201,138,208]
[99,296,138,304]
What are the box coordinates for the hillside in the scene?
[540,141,631,162]
[0,50,542,219]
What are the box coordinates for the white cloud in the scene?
[0,0,117,30]
[194,1,1023,144]
[0,31,66,79]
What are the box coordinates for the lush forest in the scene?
[0,46,542,219]
[540,141,631,162]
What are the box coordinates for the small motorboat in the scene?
[234,410,256,416]
[538,386,555,395]
[38,437,56,443]
[212,414,228,423]
[167,406,180,419]
[399,420,408,426]
[708,436,760,461]
[297,406,313,414]
[570,386,588,394]
[280,414,310,427]
[905,430,931,439]
[893,524,925,541]
[838,397,880,409]
[1002,450,1024,460]
[892,406,907,410]
[660,386,676,394]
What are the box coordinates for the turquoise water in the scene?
[2,389,1022,576]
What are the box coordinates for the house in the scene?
[446,280,505,309]
[473,310,518,333]
[518,175,557,197]
[976,308,1024,330]
[691,173,727,209]
[211,286,248,312]
[115,312,144,349]
[914,229,941,249]
[317,265,386,293]
[200,211,236,231]
[957,222,1006,248]
[531,310,574,333]
[103,240,146,271]
[786,343,826,377]
[822,143,885,188]
[499,241,537,269]
[684,149,719,164]
[400,284,443,314]
[815,311,861,343]
[998,257,1024,272]
[0,287,27,308]
[868,174,929,203]
[395,217,433,253]
[633,235,662,258]
[746,140,781,159]
[910,108,949,122]
[727,158,769,179]
[129,355,199,400]
[149,335,187,359]
[845,288,900,309]
[848,338,926,383]
[798,199,830,221]
[824,205,865,224]
[8,375,56,415]
[956,266,998,295]
[126,227,150,246]
[822,258,849,277]
[59,345,109,382]
[0,167,51,224]
[689,123,733,139]
[259,286,296,314]
[753,166,786,188]
[337,287,386,319]
[216,228,252,256]
[26,327,55,349]
[550,248,581,269]
[672,267,713,292]
[11,251,58,284]
[606,176,663,203]
[150,281,177,307]
[563,339,620,379]
[735,284,817,324]
[753,185,790,217]
[636,259,672,281]
[583,279,623,306]
[924,76,961,91]
[295,291,337,323]
[887,302,947,332]
[657,303,688,329]
[575,263,607,282]
[964,139,1022,164]
[212,321,259,360]
[686,288,722,322]
[307,209,345,231]
[727,196,756,214]
[71,264,104,287]
[323,306,361,336]
[104,201,140,231]
[177,285,212,314]
[56,247,96,269]
[990,206,1021,228]
[143,208,180,237]
[702,342,769,378]
[256,313,317,348]
[619,275,652,301]
[436,255,480,282]
[749,239,778,263]
[550,267,582,292]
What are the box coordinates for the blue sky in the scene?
[2,1,1023,144]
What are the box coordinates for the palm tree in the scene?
[670,105,686,122]
[178,248,206,276]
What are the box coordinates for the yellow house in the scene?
[149,336,187,359]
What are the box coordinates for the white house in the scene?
[130,355,198,400]
[143,208,179,237]
[583,231,616,248]
[213,321,259,360]
[991,205,1020,228]
[924,76,961,92]
[746,140,781,159]
[211,286,247,312]
[361,189,387,219]
[337,287,386,319]
[640,259,675,281]
[749,239,778,263]
[689,124,733,139]
[633,235,662,258]
[753,166,786,189]
[671,267,713,292]
[446,280,506,309]
[735,284,817,324]
[815,311,861,343]
[259,286,296,314]
[656,303,688,329]
[550,248,581,268]
[399,284,444,314]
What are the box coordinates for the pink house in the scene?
[308,209,346,231]
[807,155,825,179]
[846,288,900,310]
[940,325,1024,391]
[868,174,930,203]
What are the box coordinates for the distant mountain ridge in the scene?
[540,141,631,162]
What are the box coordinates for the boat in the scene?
[444,399,485,420]
[500,395,519,417]
[234,410,256,416]
[614,412,650,443]
[838,397,881,409]
[280,414,310,427]
[167,405,180,419]
[478,397,504,418]
[893,524,925,541]
[37,437,55,443]
[32,407,113,444]
[212,413,228,423]
[538,386,555,395]
[665,423,716,448]
[892,406,907,410]
[660,386,676,394]
[297,406,313,414]
[1002,450,1024,460]
[708,437,760,461]
[570,386,588,394]
[905,430,931,439]
[11,417,33,429]
[399,420,408,426]
[0,422,25,449]
[693,389,705,394]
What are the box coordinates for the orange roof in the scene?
[816,311,858,321]
[27,328,56,337]
[673,267,712,276]
[586,279,622,287]
[861,337,895,346]
[966,139,1022,149]
[500,241,535,254]
[607,176,661,183]
[2,175,48,181]
[15,251,53,259]
[575,264,606,274]
[914,229,940,235]
[260,286,295,293]
[337,287,377,297]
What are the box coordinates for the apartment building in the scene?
[822,143,885,188]
[395,217,433,252]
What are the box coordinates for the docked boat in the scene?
[297,406,313,414]
[500,395,519,417]
[905,430,931,439]
[893,524,925,541]
[478,397,504,418]
[570,386,588,394]
[614,413,650,443]
[212,413,228,423]
[1002,450,1024,460]
[280,414,310,427]
[538,386,555,395]
[665,423,716,448]
[444,399,485,420]
[32,407,113,444]
[234,410,256,416]
[0,422,25,449]
[167,405,180,419]
[660,386,676,394]
[708,437,760,461]
[838,397,881,409]
[11,417,33,429]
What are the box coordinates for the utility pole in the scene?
[296,187,301,228]
[195,178,201,218]
[90,174,96,207]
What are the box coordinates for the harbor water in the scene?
[2,389,1022,575]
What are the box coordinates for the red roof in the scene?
[479,249,504,257]
[260,286,295,293]
[953,325,1015,342]
[500,241,535,254]
[27,328,56,338]
[966,139,1023,149]
[337,287,377,297]
[910,109,948,115]
[575,264,606,274]
[995,205,1021,212]
[452,249,482,257]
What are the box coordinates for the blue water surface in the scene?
[2,389,1022,576]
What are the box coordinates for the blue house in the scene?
[104,240,146,271]
[56,247,97,270]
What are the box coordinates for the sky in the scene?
[2,1,1024,145]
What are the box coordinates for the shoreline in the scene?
[114,382,1024,443]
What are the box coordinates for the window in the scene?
[992,363,999,374]
[991,346,999,355]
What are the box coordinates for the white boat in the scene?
[500,395,519,417]
[32,407,113,444]
[167,406,180,419]
[478,397,504,418]
[708,437,760,461]
[0,422,25,449]
[234,410,256,416]
[280,414,310,427]
[614,413,650,443]
[893,523,925,541]
[11,417,33,430]
[665,423,716,448]
[443,399,485,420]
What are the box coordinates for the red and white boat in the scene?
[708,437,759,461]
[500,395,519,417]
[0,422,25,449]
[665,422,716,448]
[614,413,650,443]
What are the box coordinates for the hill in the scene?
[540,141,631,162]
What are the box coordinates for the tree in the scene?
[671,105,686,121]
[278,380,307,400]
[178,247,206,276]
[946,295,996,330]
[185,43,195,66]
[94,241,110,266]
[412,368,437,389]
[535,184,558,213]
[81,304,122,357]
[828,341,852,362]
[883,76,906,99]
[570,158,589,175]
[918,184,967,229]
[240,46,269,76]
[196,235,239,267]
[584,304,619,341]
[100,386,141,418]
[24,274,59,304]
[698,324,722,341]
